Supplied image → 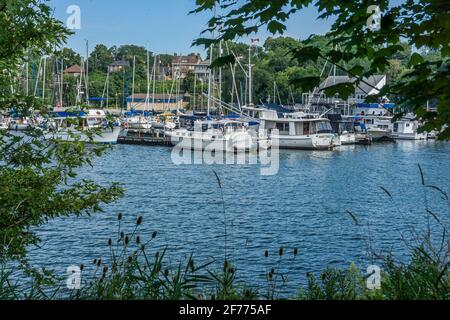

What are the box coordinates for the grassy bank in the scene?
[1,211,448,300]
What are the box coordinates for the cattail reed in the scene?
[136,216,143,226]
[118,213,123,221]
[152,231,157,239]
[264,250,269,258]
[279,247,284,257]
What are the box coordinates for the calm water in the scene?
[29,140,450,292]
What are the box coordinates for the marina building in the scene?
[126,93,187,112]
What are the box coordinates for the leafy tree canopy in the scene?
[0,0,123,263]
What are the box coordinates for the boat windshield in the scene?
[315,121,333,134]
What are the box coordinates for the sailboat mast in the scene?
[42,57,47,102]
[106,69,110,108]
[60,58,64,108]
[207,44,213,117]
[86,40,90,106]
[146,46,150,110]
[219,40,223,115]
[152,54,157,108]
[131,55,136,109]
[25,54,29,96]
[248,46,253,106]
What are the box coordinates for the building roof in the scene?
[172,54,202,65]
[64,65,82,74]
[319,75,386,95]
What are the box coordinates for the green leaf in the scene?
[291,46,322,64]
[267,20,286,34]
[290,76,321,92]
[409,53,425,67]
[348,65,365,76]
[209,55,236,68]
[322,83,355,100]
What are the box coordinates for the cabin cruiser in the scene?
[8,117,34,131]
[167,119,270,152]
[326,114,356,145]
[346,115,393,142]
[259,110,334,150]
[44,109,121,144]
[390,114,427,140]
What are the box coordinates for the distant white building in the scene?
[318,75,386,104]
[302,75,391,115]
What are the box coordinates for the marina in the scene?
[1,0,448,303]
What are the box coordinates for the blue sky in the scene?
[48,0,333,57]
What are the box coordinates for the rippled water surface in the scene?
[29,141,450,291]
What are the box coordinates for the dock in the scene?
[118,129,172,146]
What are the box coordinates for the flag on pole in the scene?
[251,38,260,45]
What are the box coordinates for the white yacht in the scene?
[44,109,121,144]
[347,115,393,142]
[259,110,334,150]
[391,114,427,140]
[167,120,269,152]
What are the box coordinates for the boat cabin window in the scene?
[276,122,289,134]
[303,122,310,135]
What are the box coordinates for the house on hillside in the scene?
[194,60,210,82]
[63,65,82,77]
[172,54,205,79]
[109,60,130,73]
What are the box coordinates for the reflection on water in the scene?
[29,140,450,291]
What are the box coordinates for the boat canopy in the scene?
[49,111,86,118]
[356,103,395,109]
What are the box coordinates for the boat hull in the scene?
[391,132,427,140]
[339,133,356,145]
[271,134,334,150]
[44,126,121,144]
[167,131,259,152]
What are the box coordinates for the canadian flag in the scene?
[251,38,260,44]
